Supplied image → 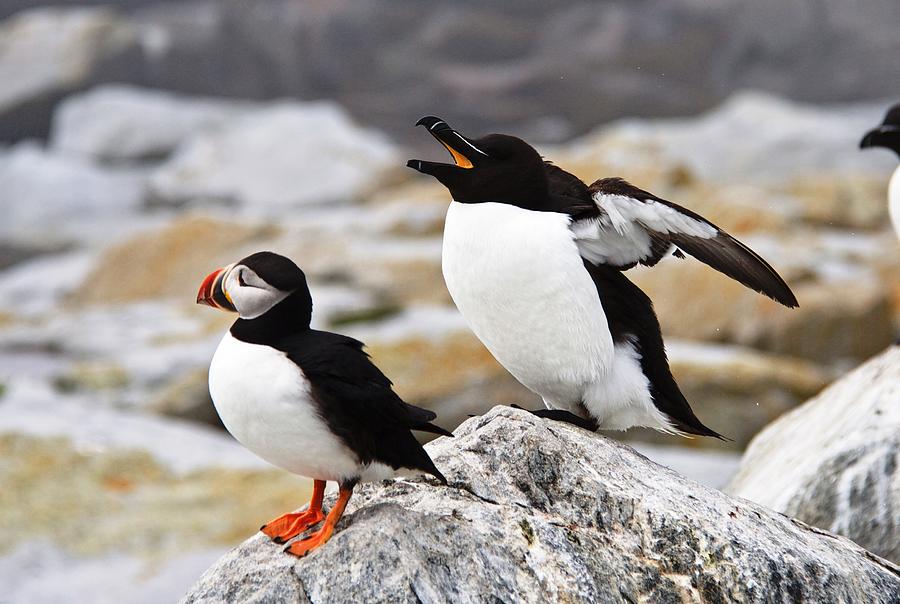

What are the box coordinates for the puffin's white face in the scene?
[222,263,290,320]
[198,262,289,320]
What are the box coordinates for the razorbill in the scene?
[197,251,449,557]
[408,116,798,437]
[860,103,900,239]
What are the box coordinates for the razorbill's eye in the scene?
[409,116,798,439]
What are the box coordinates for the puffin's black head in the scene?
[407,116,549,208]
[196,251,311,323]
[860,103,900,157]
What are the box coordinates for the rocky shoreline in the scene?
[1,27,898,599]
[182,405,900,604]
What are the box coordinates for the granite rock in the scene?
[50,84,253,162]
[728,346,900,564]
[183,407,899,603]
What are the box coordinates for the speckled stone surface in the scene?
[729,346,900,564]
[183,407,900,604]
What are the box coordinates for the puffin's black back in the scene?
[231,305,449,483]
[284,330,449,482]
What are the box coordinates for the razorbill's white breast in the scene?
[409,116,798,438]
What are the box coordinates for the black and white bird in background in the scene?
[197,251,449,557]
[409,117,798,438]
[860,103,900,240]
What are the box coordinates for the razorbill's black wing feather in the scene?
[573,177,798,308]
[283,330,449,483]
[541,165,797,307]
[581,261,724,439]
[665,228,798,306]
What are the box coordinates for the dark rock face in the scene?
[182,407,899,603]
[3,1,900,143]
[132,0,900,143]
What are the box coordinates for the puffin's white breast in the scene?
[441,201,615,407]
[889,165,900,240]
[208,332,366,482]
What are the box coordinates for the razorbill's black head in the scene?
[860,103,900,239]
[197,251,450,557]
[861,104,900,157]
[407,116,549,209]
[197,251,312,322]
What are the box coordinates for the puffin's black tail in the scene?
[388,429,448,484]
[403,401,454,437]
[393,401,451,483]
[414,421,454,438]
[415,451,448,485]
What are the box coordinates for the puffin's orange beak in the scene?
[196,267,235,311]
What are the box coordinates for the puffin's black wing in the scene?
[284,330,449,483]
[570,177,798,308]
[582,262,724,439]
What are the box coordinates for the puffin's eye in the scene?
[238,271,247,287]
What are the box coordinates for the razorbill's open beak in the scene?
[197,266,236,312]
[860,125,900,149]
[407,116,488,175]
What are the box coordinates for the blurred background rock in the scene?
[0,1,897,602]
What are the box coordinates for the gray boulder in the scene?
[148,102,400,210]
[0,7,141,141]
[563,93,896,185]
[0,142,148,248]
[50,85,254,162]
[183,407,899,603]
[728,346,900,564]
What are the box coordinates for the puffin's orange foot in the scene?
[283,527,334,558]
[283,481,354,557]
[260,509,325,544]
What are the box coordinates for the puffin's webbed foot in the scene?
[261,509,325,544]
[509,405,598,431]
[284,481,355,558]
[261,479,326,544]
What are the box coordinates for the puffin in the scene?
[196,251,450,557]
[408,116,798,437]
[860,103,900,239]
